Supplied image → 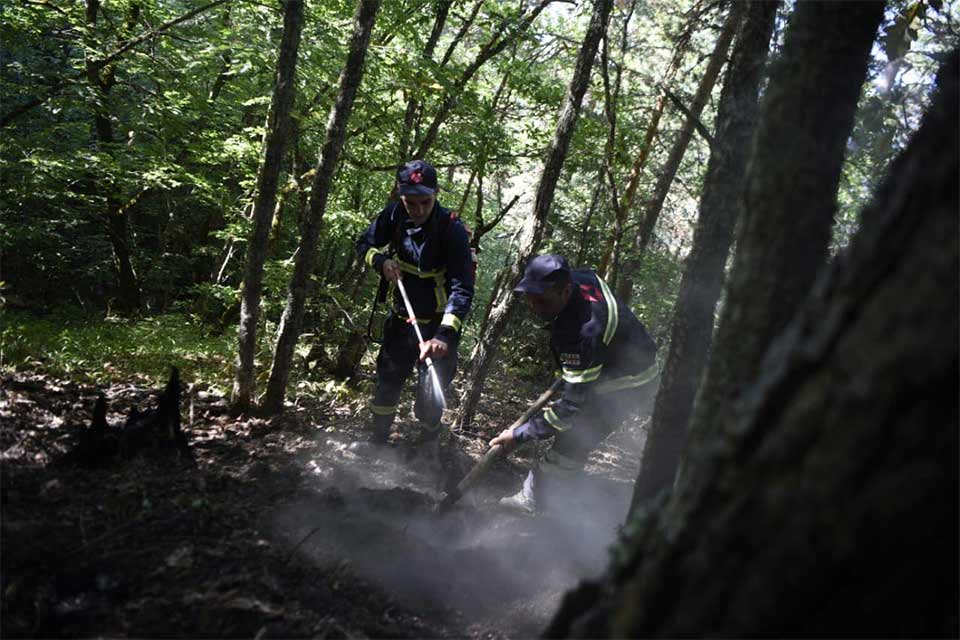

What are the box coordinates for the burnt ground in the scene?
[1,368,647,638]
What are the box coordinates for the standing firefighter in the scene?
[490,254,658,514]
[357,160,475,446]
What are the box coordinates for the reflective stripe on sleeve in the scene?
[365,248,383,267]
[543,407,572,432]
[441,313,462,332]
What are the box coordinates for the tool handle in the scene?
[506,378,563,432]
[396,277,446,409]
[439,378,563,511]
[395,278,427,342]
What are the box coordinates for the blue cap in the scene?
[514,254,571,294]
[397,160,438,196]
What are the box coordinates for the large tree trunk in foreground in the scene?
[456,0,613,431]
[677,0,885,495]
[631,0,779,510]
[261,0,381,415]
[547,49,958,638]
[616,3,740,303]
[231,0,304,412]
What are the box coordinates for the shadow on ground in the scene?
[1,369,645,638]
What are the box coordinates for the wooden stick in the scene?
[437,378,562,511]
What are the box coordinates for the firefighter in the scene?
[489,254,658,514]
[357,160,475,447]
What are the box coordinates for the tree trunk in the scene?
[398,0,452,161]
[413,0,555,159]
[595,20,689,279]
[546,48,958,638]
[598,0,635,290]
[456,0,613,430]
[85,0,142,313]
[616,3,741,303]
[261,0,381,415]
[677,0,886,492]
[574,178,604,266]
[631,0,779,511]
[231,0,304,412]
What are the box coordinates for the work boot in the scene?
[417,421,446,472]
[499,471,537,515]
[367,414,393,445]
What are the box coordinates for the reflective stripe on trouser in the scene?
[371,313,458,428]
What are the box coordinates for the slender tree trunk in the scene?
[85,0,142,313]
[329,171,376,380]
[616,3,741,303]
[631,0,779,510]
[456,0,613,430]
[261,0,381,414]
[398,0,452,161]
[231,0,304,412]
[413,0,555,159]
[547,48,958,639]
[598,0,634,289]
[574,178,604,266]
[676,0,886,493]
[596,30,689,278]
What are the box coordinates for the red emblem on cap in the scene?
[410,170,423,184]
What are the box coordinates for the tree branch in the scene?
[664,87,714,147]
[1,0,232,128]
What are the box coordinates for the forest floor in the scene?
[1,366,647,638]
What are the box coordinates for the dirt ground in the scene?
[1,368,647,638]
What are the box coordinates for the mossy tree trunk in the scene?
[456,0,613,430]
[261,0,381,415]
[231,0,304,412]
[631,0,779,509]
[546,49,959,638]
[676,0,886,497]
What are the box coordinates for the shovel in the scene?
[436,378,562,512]
[396,277,446,410]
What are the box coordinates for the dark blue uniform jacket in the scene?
[356,200,475,344]
[515,268,658,441]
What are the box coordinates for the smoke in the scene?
[269,422,646,635]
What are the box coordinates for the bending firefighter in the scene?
[490,254,658,514]
[357,160,475,445]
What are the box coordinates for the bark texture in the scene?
[679,0,886,490]
[456,0,613,430]
[631,0,779,512]
[262,0,381,414]
[232,0,304,412]
[547,49,959,638]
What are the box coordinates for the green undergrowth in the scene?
[0,309,237,388]
[0,308,371,409]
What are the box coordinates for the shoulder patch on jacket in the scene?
[579,283,603,303]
